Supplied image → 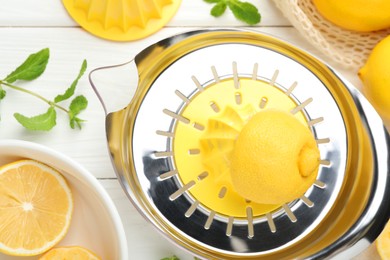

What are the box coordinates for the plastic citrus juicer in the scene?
[62,0,182,41]
[89,29,390,259]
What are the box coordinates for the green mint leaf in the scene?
[211,2,227,17]
[204,0,221,3]
[161,256,180,260]
[69,95,88,116]
[54,59,87,103]
[70,117,86,129]
[69,95,88,129]
[5,48,50,83]
[227,0,261,25]
[14,106,56,131]
[0,89,6,100]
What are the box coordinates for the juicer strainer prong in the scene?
[314,180,326,188]
[282,204,297,222]
[290,97,313,114]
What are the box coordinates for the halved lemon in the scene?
[0,160,73,256]
[39,246,101,260]
[377,220,390,259]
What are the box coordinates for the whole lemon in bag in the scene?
[358,35,390,121]
[312,0,390,32]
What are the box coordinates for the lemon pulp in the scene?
[0,160,73,256]
[173,77,315,218]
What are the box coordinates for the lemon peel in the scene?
[312,0,390,32]
[358,35,390,121]
[39,246,101,260]
[376,220,390,260]
[230,109,320,205]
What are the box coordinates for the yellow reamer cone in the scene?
[62,0,182,41]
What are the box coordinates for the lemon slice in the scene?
[0,160,73,256]
[377,220,390,259]
[39,246,101,260]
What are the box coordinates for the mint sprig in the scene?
[0,48,88,131]
[204,0,261,25]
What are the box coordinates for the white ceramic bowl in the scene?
[0,139,128,260]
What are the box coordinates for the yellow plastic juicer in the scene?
[89,29,390,259]
[62,0,182,41]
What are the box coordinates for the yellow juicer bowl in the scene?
[62,0,182,41]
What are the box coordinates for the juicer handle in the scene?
[88,60,135,115]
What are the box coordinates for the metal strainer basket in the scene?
[89,29,390,259]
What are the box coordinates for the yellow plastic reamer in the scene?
[62,0,182,41]
[173,77,308,218]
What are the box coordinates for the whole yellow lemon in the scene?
[312,0,390,32]
[376,220,390,260]
[230,109,320,205]
[358,35,390,121]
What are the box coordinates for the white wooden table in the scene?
[0,1,385,259]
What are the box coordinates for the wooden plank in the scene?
[0,0,290,27]
[0,0,75,26]
[170,0,291,26]
[100,179,195,260]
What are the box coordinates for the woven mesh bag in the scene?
[273,0,390,71]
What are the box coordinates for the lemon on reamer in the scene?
[230,109,320,205]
